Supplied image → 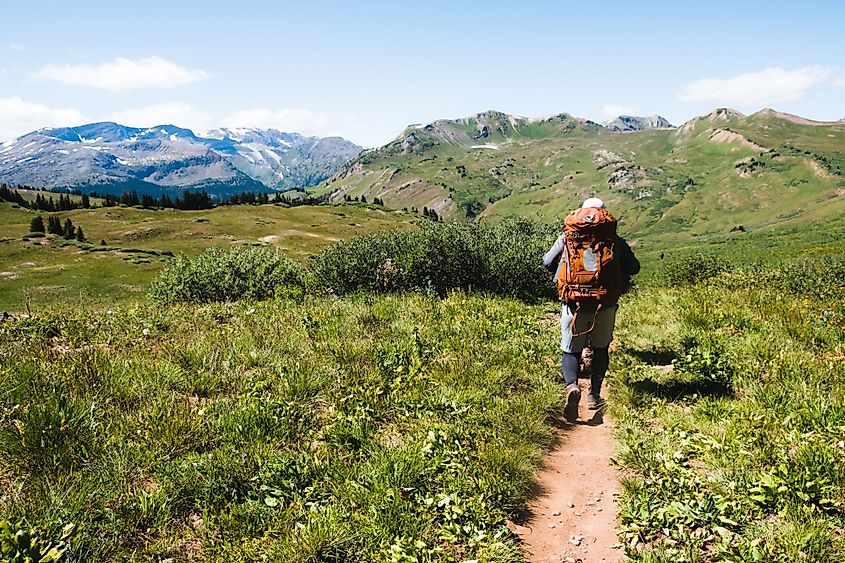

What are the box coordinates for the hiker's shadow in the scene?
[580,408,605,426]
[549,408,605,429]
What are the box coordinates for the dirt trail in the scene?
[511,380,622,563]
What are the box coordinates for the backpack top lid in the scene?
[564,206,618,238]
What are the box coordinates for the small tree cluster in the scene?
[342,194,376,204]
[0,185,91,211]
[422,207,440,221]
[36,215,87,242]
[29,216,45,233]
[226,192,269,205]
[98,190,215,210]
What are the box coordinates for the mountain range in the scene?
[2,108,843,237]
[310,108,845,235]
[0,122,362,197]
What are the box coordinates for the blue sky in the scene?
[1,0,843,146]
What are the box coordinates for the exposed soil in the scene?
[513,380,622,563]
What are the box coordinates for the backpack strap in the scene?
[569,303,603,338]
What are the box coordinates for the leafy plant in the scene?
[0,519,75,563]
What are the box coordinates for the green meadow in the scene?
[0,202,416,311]
[1,192,843,561]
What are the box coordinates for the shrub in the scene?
[309,218,557,300]
[148,246,304,303]
[759,256,845,299]
[660,252,726,286]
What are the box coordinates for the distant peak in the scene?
[705,108,745,119]
[751,108,842,126]
[603,114,674,132]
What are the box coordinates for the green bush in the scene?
[148,246,304,303]
[309,218,557,300]
[660,252,726,286]
[759,256,845,299]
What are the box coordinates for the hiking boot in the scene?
[587,394,604,410]
[564,383,581,421]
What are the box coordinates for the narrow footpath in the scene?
[510,380,623,563]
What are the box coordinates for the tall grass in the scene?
[611,258,845,562]
[0,293,563,561]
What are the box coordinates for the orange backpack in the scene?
[557,207,622,311]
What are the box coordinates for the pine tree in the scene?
[81,194,91,208]
[62,218,76,239]
[75,226,86,242]
[47,215,63,235]
[29,215,45,233]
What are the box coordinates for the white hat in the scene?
[582,197,606,209]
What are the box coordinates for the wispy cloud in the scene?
[0,97,89,141]
[6,43,24,52]
[600,104,642,119]
[678,66,839,106]
[111,102,213,132]
[220,108,338,137]
[30,56,209,92]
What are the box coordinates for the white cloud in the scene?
[600,104,642,119]
[679,65,837,106]
[30,56,209,92]
[220,108,338,137]
[0,97,89,141]
[6,43,24,52]
[111,102,213,132]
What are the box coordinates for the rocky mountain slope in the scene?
[312,108,845,235]
[0,122,361,197]
[602,114,674,132]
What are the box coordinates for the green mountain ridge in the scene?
[312,107,845,237]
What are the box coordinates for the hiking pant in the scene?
[559,303,617,392]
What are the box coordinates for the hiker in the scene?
[543,197,639,421]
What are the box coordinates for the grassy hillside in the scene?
[313,108,845,236]
[0,202,416,311]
